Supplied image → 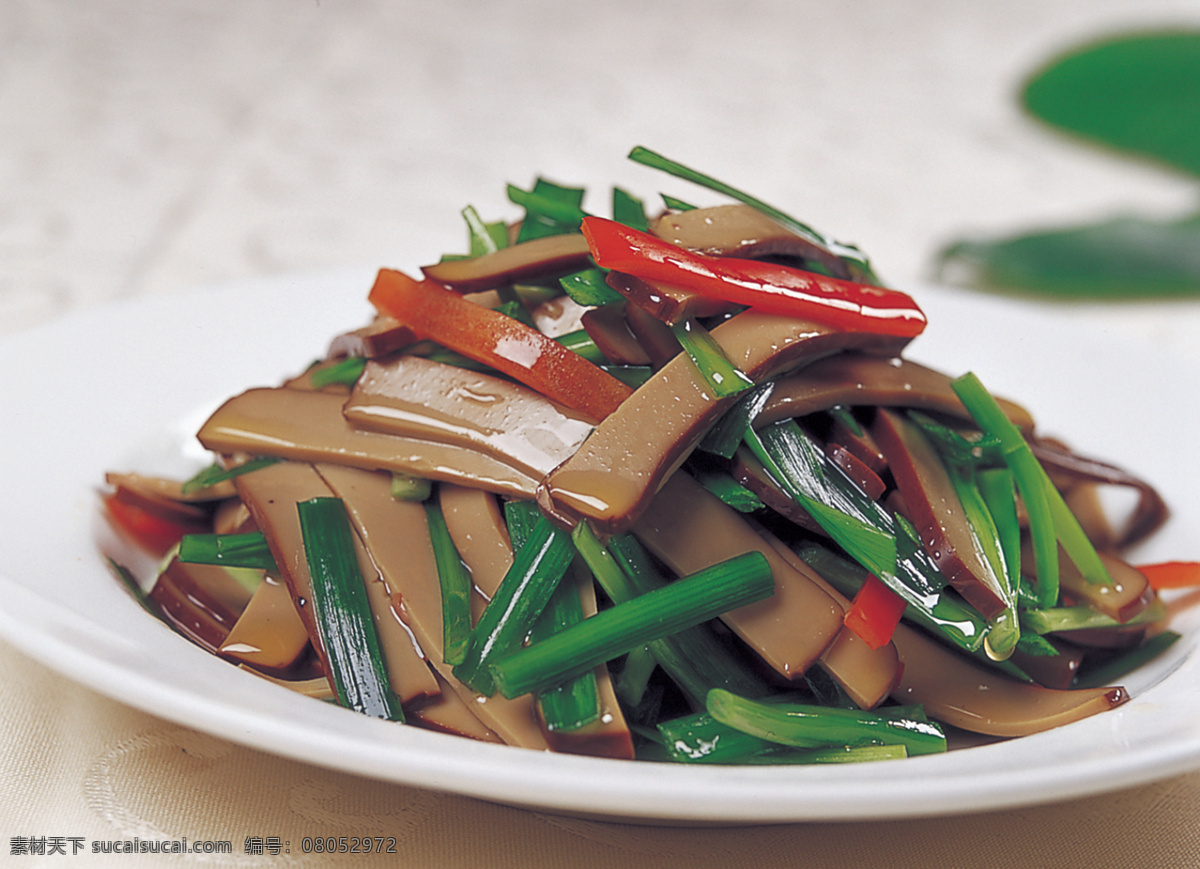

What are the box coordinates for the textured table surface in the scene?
[4,2,1200,866]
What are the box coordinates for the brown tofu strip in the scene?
[633,473,845,679]
[198,386,538,498]
[873,409,1008,620]
[408,672,504,744]
[219,573,311,674]
[757,353,1034,430]
[344,356,593,482]
[764,535,902,709]
[541,563,635,760]
[312,463,551,750]
[235,461,440,705]
[890,620,1128,737]
[421,232,591,291]
[651,203,854,280]
[540,309,908,535]
[437,484,513,601]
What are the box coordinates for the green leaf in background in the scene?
[1022,30,1200,177]
[938,212,1200,299]
[937,29,1200,299]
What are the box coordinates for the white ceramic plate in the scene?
[2,268,1198,823]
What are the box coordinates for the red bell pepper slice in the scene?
[581,216,926,338]
[368,268,633,422]
[1136,560,1200,590]
[843,573,908,650]
[103,491,207,556]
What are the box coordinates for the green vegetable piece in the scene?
[310,356,367,390]
[670,317,754,399]
[612,186,649,230]
[451,512,576,696]
[424,502,473,666]
[297,497,404,721]
[628,145,877,281]
[181,456,282,495]
[952,372,1113,603]
[389,472,431,502]
[559,268,624,307]
[489,551,775,700]
[510,178,588,241]
[462,204,508,256]
[178,531,277,572]
[706,689,946,756]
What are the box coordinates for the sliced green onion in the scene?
[390,472,432,502]
[490,551,774,700]
[424,502,473,666]
[615,644,658,707]
[671,317,754,398]
[310,356,367,389]
[612,186,649,230]
[1021,597,1167,635]
[451,512,576,696]
[178,531,277,572]
[661,193,697,212]
[697,382,776,458]
[462,204,507,255]
[181,456,282,495]
[297,497,403,721]
[628,145,877,281]
[507,501,601,732]
[691,467,765,513]
[706,688,946,756]
[560,268,624,307]
[585,527,772,703]
[953,372,1113,601]
[528,564,601,732]
[555,327,609,364]
[509,179,588,241]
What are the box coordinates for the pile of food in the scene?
[101,147,1195,764]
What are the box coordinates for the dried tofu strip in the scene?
[757,353,1034,430]
[764,536,902,709]
[235,461,440,704]
[890,620,1128,737]
[199,387,538,499]
[219,573,311,674]
[540,309,909,536]
[633,472,845,679]
[312,463,551,750]
[344,356,593,481]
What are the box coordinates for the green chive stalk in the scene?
[310,356,367,389]
[671,317,754,399]
[178,532,277,572]
[424,501,473,666]
[489,552,775,700]
[297,497,404,721]
[181,456,282,496]
[706,689,946,756]
[451,512,576,696]
[952,372,1113,601]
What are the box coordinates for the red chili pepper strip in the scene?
[103,492,205,557]
[581,216,926,338]
[368,268,633,422]
[843,573,908,650]
[1137,561,1200,590]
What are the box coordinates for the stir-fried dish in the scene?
[101,147,1198,764]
